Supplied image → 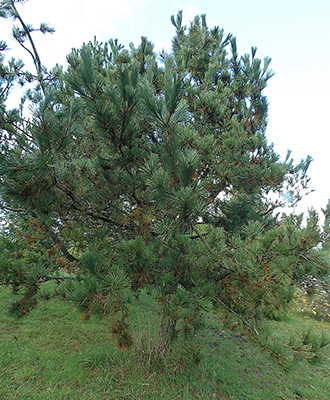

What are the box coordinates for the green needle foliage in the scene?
[0,4,329,359]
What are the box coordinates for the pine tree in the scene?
[0,7,328,354]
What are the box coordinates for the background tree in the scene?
[322,200,330,261]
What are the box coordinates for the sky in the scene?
[1,0,330,217]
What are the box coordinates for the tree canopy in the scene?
[0,3,329,352]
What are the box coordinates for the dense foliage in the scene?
[0,1,329,352]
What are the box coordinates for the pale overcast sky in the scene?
[1,0,330,216]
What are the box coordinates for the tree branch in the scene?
[191,222,234,271]
[10,0,46,93]
[48,231,79,264]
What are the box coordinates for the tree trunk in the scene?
[156,316,177,354]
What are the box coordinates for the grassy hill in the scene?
[1,284,330,400]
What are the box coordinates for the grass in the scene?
[1,284,330,399]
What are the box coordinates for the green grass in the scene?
[1,285,330,399]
